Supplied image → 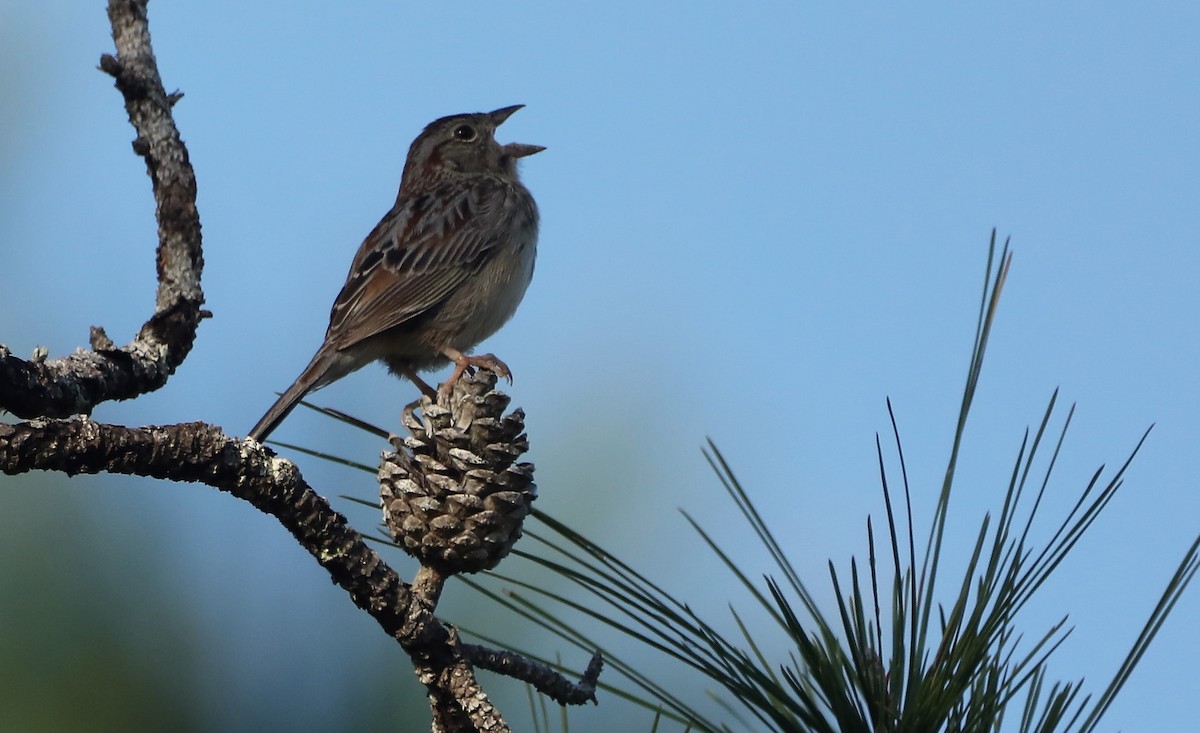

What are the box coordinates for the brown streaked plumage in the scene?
[249,105,542,442]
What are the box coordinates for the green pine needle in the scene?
[296,231,1198,732]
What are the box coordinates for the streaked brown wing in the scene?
[324,177,513,350]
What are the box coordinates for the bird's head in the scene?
[402,105,544,185]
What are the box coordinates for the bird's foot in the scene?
[437,350,513,403]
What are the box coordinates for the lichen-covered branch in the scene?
[0,0,206,419]
[0,418,594,728]
[0,417,498,721]
[0,419,418,632]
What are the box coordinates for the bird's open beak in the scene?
[490,106,544,157]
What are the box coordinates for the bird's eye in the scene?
[453,124,478,142]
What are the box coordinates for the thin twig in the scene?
[462,643,603,706]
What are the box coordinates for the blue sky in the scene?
[2,2,1198,731]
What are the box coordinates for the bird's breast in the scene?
[438,198,538,353]
[452,226,537,348]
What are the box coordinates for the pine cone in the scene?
[379,369,536,574]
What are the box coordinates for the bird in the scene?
[248,105,543,442]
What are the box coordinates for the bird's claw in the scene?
[436,352,514,403]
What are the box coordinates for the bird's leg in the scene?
[437,348,513,401]
[400,367,438,399]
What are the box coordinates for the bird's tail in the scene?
[248,351,336,442]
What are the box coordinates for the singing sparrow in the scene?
[249,105,543,442]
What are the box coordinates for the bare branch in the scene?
[462,644,603,706]
[0,0,205,419]
[0,417,595,727]
[424,628,512,733]
[0,419,489,716]
[0,419,414,629]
